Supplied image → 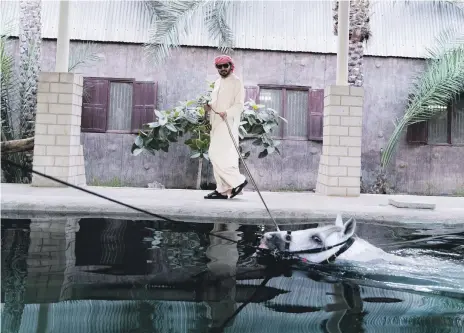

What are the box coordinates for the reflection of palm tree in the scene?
[1,227,31,333]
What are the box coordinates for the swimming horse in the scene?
[258,214,413,265]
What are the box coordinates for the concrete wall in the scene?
[33,40,464,195]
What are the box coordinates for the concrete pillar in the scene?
[316,85,364,197]
[31,72,86,187]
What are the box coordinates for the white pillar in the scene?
[55,0,70,72]
[336,0,350,86]
[32,72,86,187]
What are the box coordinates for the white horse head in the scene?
[259,214,357,263]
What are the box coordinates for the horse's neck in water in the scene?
[337,238,388,262]
[337,238,412,264]
[293,237,409,264]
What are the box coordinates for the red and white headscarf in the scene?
[214,54,234,72]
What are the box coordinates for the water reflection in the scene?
[204,223,240,330]
[325,283,364,333]
[0,217,463,333]
[1,221,30,333]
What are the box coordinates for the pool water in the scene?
[1,217,463,333]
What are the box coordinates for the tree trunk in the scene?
[348,37,364,87]
[1,138,34,155]
[196,158,203,190]
[332,0,370,87]
[18,0,42,182]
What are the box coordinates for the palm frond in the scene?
[425,25,464,59]
[68,42,105,72]
[1,28,21,140]
[204,0,234,53]
[381,27,464,168]
[1,25,32,182]
[400,0,464,10]
[144,0,210,66]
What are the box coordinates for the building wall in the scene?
[34,40,464,195]
[3,0,463,58]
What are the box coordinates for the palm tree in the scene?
[332,0,371,87]
[17,0,43,182]
[1,22,103,183]
[331,0,464,88]
[331,0,464,193]
[143,0,234,66]
[381,26,464,169]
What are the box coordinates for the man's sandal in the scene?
[204,190,229,199]
[230,180,248,199]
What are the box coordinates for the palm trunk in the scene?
[1,137,34,154]
[333,0,370,87]
[348,36,364,86]
[18,0,42,182]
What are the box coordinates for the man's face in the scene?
[216,62,232,77]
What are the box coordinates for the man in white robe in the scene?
[204,55,248,199]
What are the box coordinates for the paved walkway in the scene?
[2,184,464,224]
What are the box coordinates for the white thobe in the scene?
[208,73,246,193]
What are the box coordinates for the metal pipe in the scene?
[336,0,350,86]
[55,0,70,72]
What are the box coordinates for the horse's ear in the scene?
[343,217,356,237]
[335,213,343,227]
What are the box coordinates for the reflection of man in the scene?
[204,223,240,329]
[204,55,248,199]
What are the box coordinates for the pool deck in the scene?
[2,183,464,225]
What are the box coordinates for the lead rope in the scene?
[210,106,280,232]
[0,158,261,250]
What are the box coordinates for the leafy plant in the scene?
[131,81,286,158]
[1,22,33,183]
[131,81,287,188]
[381,26,464,169]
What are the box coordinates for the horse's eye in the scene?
[312,235,322,244]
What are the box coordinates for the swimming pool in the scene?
[1,217,463,333]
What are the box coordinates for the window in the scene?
[245,85,324,140]
[81,77,157,133]
[407,95,464,145]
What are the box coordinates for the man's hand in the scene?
[219,112,227,120]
